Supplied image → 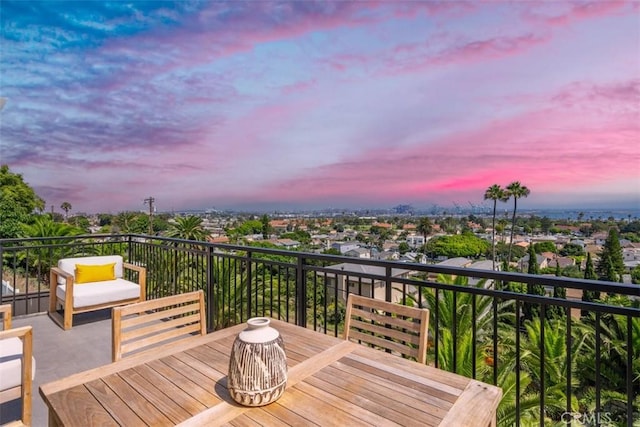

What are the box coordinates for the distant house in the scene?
[518,254,548,271]
[568,239,586,248]
[372,222,392,229]
[269,220,289,234]
[373,249,403,261]
[468,260,496,271]
[555,224,581,234]
[207,236,230,244]
[331,242,361,254]
[547,256,576,269]
[311,234,330,248]
[425,258,497,287]
[623,247,640,269]
[345,248,371,259]
[406,234,425,248]
[540,251,556,261]
[399,252,426,264]
[584,244,602,257]
[381,241,399,252]
[468,260,500,287]
[271,238,300,249]
[591,232,608,246]
[322,263,412,303]
[466,221,483,232]
[619,239,632,247]
[437,257,474,268]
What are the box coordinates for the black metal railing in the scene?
[1,234,638,426]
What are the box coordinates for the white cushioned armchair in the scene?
[49,255,146,330]
[0,304,34,426]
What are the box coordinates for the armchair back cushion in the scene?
[57,255,124,285]
[75,263,116,284]
[0,336,36,391]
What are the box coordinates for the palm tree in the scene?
[166,215,208,241]
[210,256,286,330]
[484,184,508,270]
[504,318,583,424]
[506,181,530,264]
[60,202,72,221]
[576,309,640,420]
[404,274,510,374]
[18,216,83,285]
[113,211,137,233]
[416,217,433,259]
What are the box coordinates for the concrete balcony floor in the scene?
[2,311,113,426]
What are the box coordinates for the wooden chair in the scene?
[343,294,430,364]
[112,290,206,362]
[0,304,33,426]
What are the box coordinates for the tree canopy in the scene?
[424,232,490,258]
[596,228,624,281]
[532,241,556,254]
[0,165,46,238]
[559,243,585,257]
[166,215,208,241]
[227,219,263,240]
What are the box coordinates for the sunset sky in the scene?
[1,1,639,214]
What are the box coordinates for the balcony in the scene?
[1,234,638,426]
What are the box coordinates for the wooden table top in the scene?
[40,319,502,426]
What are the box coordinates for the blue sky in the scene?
[1,1,639,214]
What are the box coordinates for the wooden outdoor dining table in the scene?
[40,319,502,426]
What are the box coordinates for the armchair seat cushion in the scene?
[56,279,141,308]
[0,337,36,391]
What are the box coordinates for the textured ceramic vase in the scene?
[227,317,287,406]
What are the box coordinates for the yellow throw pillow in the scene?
[75,263,116,284]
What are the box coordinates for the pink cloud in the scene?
[523,1,631,27]
[319,31,549,80]
[431,33,547,65]
[281,79,318,96]
[552,79,640,111]
[94,2,486,90]
[96,2,389,80]
[246,78,639,206]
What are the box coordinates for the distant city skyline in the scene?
[1,1,639,213]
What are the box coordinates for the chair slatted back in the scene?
[112,290,206,361]
[343,294,429,364]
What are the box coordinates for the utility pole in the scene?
[144,196,155,235]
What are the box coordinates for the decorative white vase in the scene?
[227,317,287,406]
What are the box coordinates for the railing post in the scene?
[127,234,132,262]
[296,255,306,327]
[206,246,214,331]
[385,265,392,302]
[172,241,179,295]
[627,315,633,425]
[246,250,252,318]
